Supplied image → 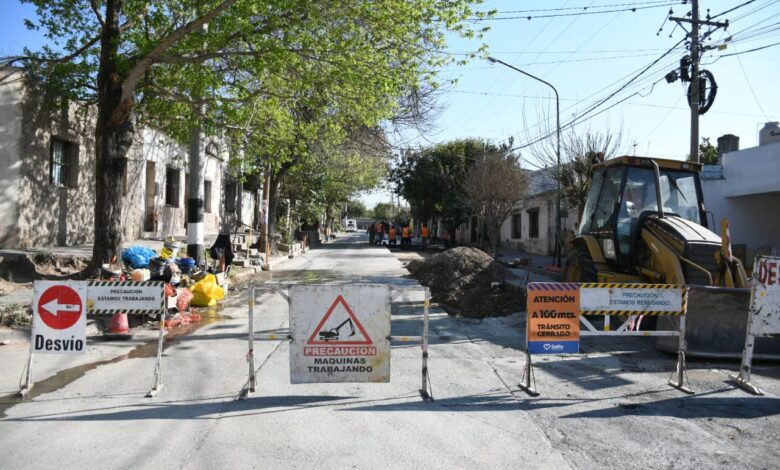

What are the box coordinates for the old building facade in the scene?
[0,68,243,249]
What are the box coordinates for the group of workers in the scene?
[367,222,449,249]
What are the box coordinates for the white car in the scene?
[345,219,357,232]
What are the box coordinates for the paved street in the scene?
[1,233,779,469]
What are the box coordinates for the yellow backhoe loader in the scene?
[565,156,778,357]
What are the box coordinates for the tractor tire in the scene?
[564,243,598,282]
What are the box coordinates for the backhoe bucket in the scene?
[657,285,780,359]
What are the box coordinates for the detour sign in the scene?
[527,282,580,354]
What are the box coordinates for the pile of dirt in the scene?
[406,247,524,318]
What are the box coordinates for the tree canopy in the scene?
[6,0,488,266]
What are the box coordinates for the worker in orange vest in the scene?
[442,228,450,249]
[401,225,411,250]
[421,225,429,249]
[375,222,384,245]
[388,225,397,248]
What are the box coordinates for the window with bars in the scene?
[50,138,77,187]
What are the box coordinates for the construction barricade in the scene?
[243,282,432,400]
[19,280,166,398]
[731,255,780,395]
[519,282,691,396]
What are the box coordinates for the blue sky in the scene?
[2,1,778,209]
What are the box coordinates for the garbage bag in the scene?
[121,246,158,269]
[189,273,225,307]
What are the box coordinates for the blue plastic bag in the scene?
[121,246,158,269]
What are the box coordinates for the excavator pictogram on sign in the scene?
[307,295,373,346]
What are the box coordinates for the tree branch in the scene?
[90,0,106,26]
[122,0,240,103]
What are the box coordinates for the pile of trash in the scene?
[406,247,524,318]
[95,238,228,335]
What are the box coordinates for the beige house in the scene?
[498,170,578,256]
[0,68,241,249]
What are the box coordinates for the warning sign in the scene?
[580,283,684,315]
[527,282,580,354]
[749,255,780,336]
[32,281,87,355]
[290,285,390,383]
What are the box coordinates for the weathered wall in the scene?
[17,76,98,248]
[0,77,228,249]
[0,70,23,247]
[499,193,577,256]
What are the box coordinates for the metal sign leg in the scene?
[518,350,539,397]
[243,282,257,399]
[668,315,694,394]
[147,308,167,397]
[419,289,433,401]
[18,343,35,397]
[730,308,763,395]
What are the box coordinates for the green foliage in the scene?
[393,139,500,229]
[688,137,719,165]
[345,200,368,218]
[373,202,396,220]
[9,0,488,260]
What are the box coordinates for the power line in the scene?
[470,2,678,21]
[485,0,674,14]
[709,0,757,20]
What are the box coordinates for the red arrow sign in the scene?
[37,285,83,330]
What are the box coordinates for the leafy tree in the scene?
[6,0,487,271]
[687,137,719,165]
[345,200,368,219]
[373,203,396,221]
[393,139,496,235]
[463,153,527,255]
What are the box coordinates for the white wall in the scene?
[702,142,780,256]
[0,70,22,246]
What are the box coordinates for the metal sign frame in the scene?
[519,282,692,396]
[242,282,432,400]
[731,255,780,395]
[18,280,166,398]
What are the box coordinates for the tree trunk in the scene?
[88,0,135,275]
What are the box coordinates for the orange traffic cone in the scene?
[107,312,131,338]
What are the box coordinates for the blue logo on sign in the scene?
[528,340,579,354]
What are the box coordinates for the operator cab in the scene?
[578,156,707,269]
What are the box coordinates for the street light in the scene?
[487,56,562,267]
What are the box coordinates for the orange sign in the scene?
[527,283,580,354]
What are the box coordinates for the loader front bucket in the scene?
[657,285,780,359]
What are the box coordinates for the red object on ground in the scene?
[544,265,565,273]
[177,288,193,313]
[108,312,129,334]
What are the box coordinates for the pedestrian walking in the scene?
[368,223,376,244]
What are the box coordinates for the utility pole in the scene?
[262,163,271,271]
[187,106,205,265]
[669,0,728,163]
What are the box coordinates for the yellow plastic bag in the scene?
[189,273,225,307]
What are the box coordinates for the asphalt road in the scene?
[1,232,779,469]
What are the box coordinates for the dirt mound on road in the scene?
[406,247,524,318]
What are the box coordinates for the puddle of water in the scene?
[0,310,232,419]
